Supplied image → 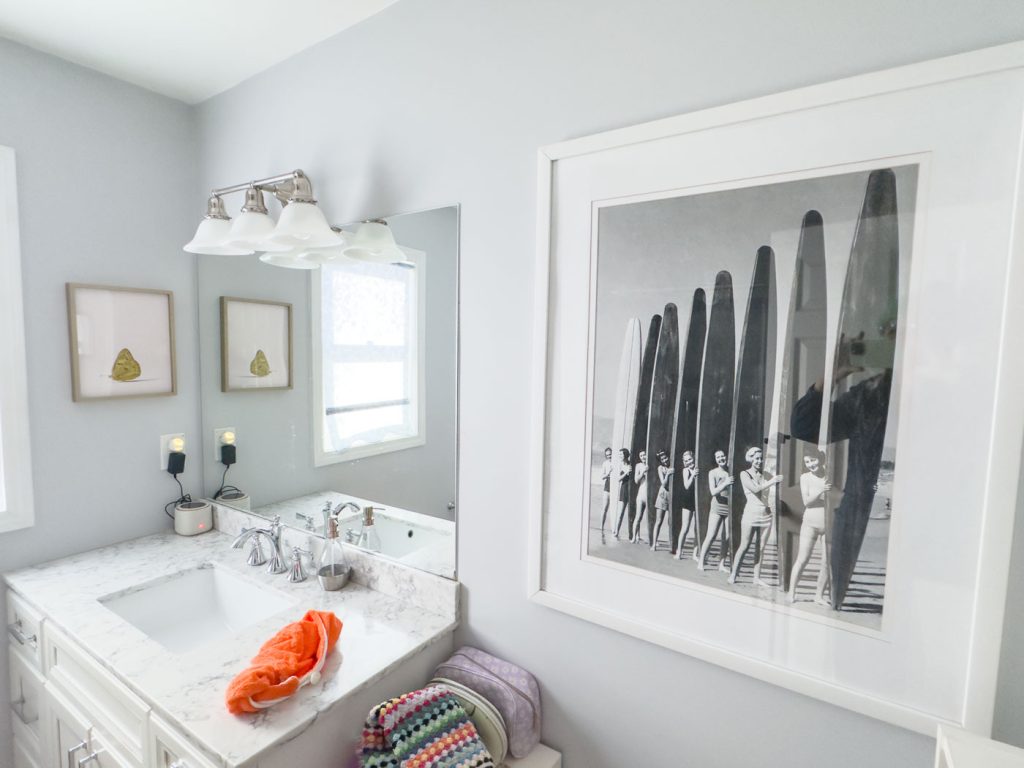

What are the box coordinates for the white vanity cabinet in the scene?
[7,592,217,768]
[5,529,460,768]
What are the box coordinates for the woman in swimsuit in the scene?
[631,451,649,544]
[674,451,698,560]
[613,448,631,539]
[729,446,782,586]
[698,450,733,572]
[787,449,831,605]
[600,447,613,533]
[651,451,673,551]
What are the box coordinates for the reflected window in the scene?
[314,255,425,463]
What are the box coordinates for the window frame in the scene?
[311,247,427,466]
[0,145,34,533]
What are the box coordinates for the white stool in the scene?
[504,743,561,768]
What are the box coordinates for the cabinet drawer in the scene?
[149,714,220,768]
[46,625,148,766]
[7,591,44,670]
[9,647,45,752]
[84,731,138,768]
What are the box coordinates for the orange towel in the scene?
[225,609,343,715]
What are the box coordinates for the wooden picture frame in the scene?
[220,296,293,392]
[66,283,176,402]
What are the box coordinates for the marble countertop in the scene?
[4,530,459,767]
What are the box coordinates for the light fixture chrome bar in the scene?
[208,169,315,205]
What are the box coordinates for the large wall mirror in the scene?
[196,205,459,578]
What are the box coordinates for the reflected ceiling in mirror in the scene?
[196,205,459,578]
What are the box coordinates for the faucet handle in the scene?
[288,547,312,583]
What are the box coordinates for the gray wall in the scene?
[195,206,458,520]
[194,2,1024,766]
[0,39,199,766]
[3,3,1024,768]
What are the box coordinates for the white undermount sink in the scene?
[99,564,296,653]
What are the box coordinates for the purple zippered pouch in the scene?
[433,646,541,758]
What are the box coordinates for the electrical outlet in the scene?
[213,427,236,460]
[159,433,186,471]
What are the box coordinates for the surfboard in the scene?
[610,318,643,502]
[670,289,706,554]
[825,168,900,609]
[729,247,777,564]
[775,211,828,592]
[695,272,735,560]
[646,304,679,547]
[629,314,662,536]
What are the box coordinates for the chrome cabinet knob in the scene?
[66,742,88,768]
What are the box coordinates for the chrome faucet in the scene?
[331,501,362,519]
[231,516,287,575]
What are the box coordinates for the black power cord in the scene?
[165,473,192,519]
[213,443,243,500]
[164,450,190,519]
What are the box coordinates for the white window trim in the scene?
[311,248,427,466]
[0,146,34,533]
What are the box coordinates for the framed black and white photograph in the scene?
[66,283,176,401]
[584,165,915,632]
[220,296,293,392]
[529,48,1024,733]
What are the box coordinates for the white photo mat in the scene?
[66,283,176,401]
[529,43,1024,734]
[220,297,293,392]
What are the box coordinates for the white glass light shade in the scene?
[226,210,276,250]
[341,221,405,263]
[267,202,344,248]
[184,217,254,256]
[259,251,320,270]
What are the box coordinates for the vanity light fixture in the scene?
[183,196,253,255]
[342,219,406,264]
[183,170,342,258]
[226,187,276,251]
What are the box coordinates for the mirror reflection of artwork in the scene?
[66,283,176,401]
[220,297,292,392]
[586,165,917,630]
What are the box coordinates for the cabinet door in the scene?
[42,682,90,768]
[148,714,219,768]
[10,648,45,753]
[13,736,43,768]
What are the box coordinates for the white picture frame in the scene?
[528,42,1024,735]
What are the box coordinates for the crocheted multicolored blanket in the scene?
[359,685,495,768]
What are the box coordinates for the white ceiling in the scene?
[0,0,398,104]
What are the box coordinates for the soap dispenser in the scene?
[317,517,350,591]
[357,506,383,553]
